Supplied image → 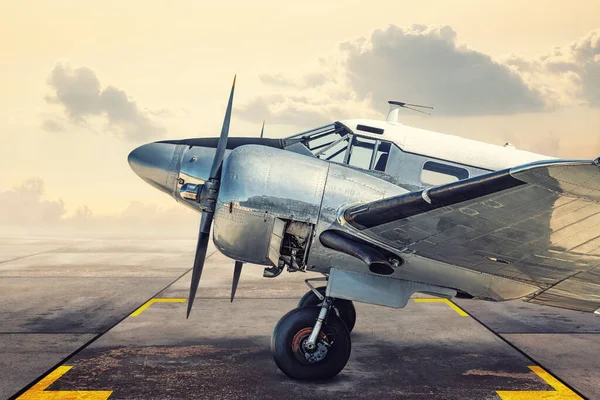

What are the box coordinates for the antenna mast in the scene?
[387,100,433,123]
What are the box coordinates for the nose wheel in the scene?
[271,304,351,380]
[298,286,357,332]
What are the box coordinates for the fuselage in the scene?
[128,118,555,301]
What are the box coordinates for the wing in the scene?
[341,158,600,313]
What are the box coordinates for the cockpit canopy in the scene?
[286,122,391,173]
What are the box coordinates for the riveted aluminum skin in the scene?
[176,146,236,212]
[213,145,329,264]
[306,162,409,274]
[308,162,541,302]
[128,142,185,199]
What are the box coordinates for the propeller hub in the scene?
[198,179,219,212]
[179,179,219,212]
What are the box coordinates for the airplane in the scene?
[128,76,600,381]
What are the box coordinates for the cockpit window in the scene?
[348,136,376,170]
[316,135,350,163]
[285,122,393,173]
[306,130,345,152]
[287,123,352,162]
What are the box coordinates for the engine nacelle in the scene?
[213,145,328,265]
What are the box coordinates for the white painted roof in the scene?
[339,118,555,171]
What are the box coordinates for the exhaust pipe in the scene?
[320,230,395,275]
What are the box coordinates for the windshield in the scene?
[286,123,353,162]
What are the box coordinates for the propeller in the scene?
[186,75,236,318]
[260,120,265,138]
[230,261,243,302]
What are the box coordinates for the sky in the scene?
[1,0,599,233]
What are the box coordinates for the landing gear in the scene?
[271,303,351,380]
[298,286,357,332]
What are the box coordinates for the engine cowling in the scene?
[213,145,328,265]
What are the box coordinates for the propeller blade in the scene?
[209,75,236,179]
[187,76,237,318]
[230,261,243,302]
[260,120,265,138]
[186,213,213,318]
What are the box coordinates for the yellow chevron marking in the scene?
[413,298,469,316]
[130,298,187,316]
[497,366,583,399]
[17,366,112,399]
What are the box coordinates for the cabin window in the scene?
[348,136,376,170]
[420,161,469,186]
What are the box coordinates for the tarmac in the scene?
[1,234,599,399]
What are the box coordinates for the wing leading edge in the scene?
[341,158,600,313]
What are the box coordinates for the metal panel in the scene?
[326,268,456,308]
[306,162,409,274]
[212,206,273,264]
[339,159,600,312]
[213,145,329,265]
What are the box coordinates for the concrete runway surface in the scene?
[1,234,599,399]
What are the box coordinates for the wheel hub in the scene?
[291,327,329,364]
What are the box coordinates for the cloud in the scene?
[41,119,64,132]
[0,178,66,225]
[46,63,166,141]
[259,73,298,88]
[239,24,558,126]
[237,94,345,126]
[0,177,198,237]
[259,72,329,89]
[304,73,328,87]
[239,57,378,127]
[342,25,546,116]
[507,29,600,107]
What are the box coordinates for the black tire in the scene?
[297,286,357,333]
[271,305,351,380]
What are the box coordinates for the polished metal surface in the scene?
[343,160,600,311]
[212,145,328,264]
[326,268,457,308]
[178,146,220,185]
[305,161,408,275]
[512,158,600,202]
[385,143,490,191]
[305,299,331,349]
[179,183,200,201]
[177,147,234,212]
[128,142,181,198]
[129,132,600,314]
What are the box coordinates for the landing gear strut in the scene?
[298,286,356,332]
[271,297,351,380]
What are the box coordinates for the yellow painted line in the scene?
[130,298,187,317]
[17,365,112,399]
[497,366,583,399]
[413,298,469,316]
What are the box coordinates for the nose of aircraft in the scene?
[128,142,178,196]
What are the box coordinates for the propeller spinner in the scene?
[186,75,240,318]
